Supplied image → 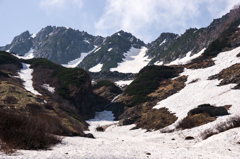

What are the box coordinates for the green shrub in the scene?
[0,71,9,78]
[203,18,240,57]
[0,51,22,68]
[124,65,177,106]
[25,58,88,99]
[0,109,62,153]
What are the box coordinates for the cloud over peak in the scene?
[94,0,237,43]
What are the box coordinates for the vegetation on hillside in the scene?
[203,17,240,57]
[0,51,22,68]
[0,109,62,153]
[124,65,180,106]
[93,80,121,94]
[25,58,88,99]
[148,28,205,64]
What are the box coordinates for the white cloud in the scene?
[95,0,239,43]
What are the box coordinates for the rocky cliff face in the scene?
[0,31,33,55]
[32,26,104,64]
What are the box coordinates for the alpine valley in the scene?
[0,6,240,159]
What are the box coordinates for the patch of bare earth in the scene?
[185,56,215,69]
[208,63,240,89]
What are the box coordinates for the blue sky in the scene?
[0,0,239,46]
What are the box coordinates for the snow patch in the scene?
[117,33,121,36]
[168,48,205,65]
[18,63,41,95]
[110,46,150,73]
[62,46,97,68]
[115,80,133,87]
[23,48,34,59]
[108,48,112,51]
[154,46,240,127]
[89,63,103,72]
[159,39,166,46]
[84,40,90,44]
[30,34,36,38]
[94,47,101,53]
[12,48,35,60]
[154,61,163,66]
[41,84,55,93]
[49,32,54,36]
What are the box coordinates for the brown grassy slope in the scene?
[117,76,187,130]
[208,63,240,88]
[92,80,122,111]
[0,56,88,137]
[26,58,95,120]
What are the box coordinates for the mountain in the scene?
[1,5,240,157]
[2,7,240,75]
[0,51,96,136]
[147,7,240,65]
[0,26,104,64]
[106,7,240,132]
[78,30,146,72]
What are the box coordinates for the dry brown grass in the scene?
[208,63,240,87]
[136,108,177,130]
[176,113,216,130]
[185,58,215,69]
[0,109,62,153]
[118,76,187,130]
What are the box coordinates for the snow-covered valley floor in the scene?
[1,110,239,159]
[2,46,240,158]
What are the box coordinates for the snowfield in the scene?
[89,63,103,72]
[62,46,97,68]
[154,46,240,129]
[1,111,239,159]
[115,80,133,88]
[110,46,150,73]
[12,48,35,60]
[167,48,205,65]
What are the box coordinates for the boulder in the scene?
[188,104,228,117]
[118,118,135,126]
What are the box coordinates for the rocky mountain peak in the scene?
[11,30,31,44]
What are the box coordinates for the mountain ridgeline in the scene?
[1,8,240,74]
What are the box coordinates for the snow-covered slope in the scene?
[2,110,239,159]
[154,46,240,128]
[62,46,97,68]
[167,48,206,66]
[12,48,35,60]
[89,63,103,72]
[110,46,150,73]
